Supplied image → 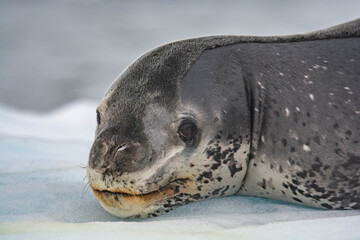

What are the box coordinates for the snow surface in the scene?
[1,101,359,239]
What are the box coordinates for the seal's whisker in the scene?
[81,182,90,198]
[90,126,95,132]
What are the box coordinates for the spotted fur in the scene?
[87,20,360,218]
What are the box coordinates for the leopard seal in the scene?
[87,19,360,218]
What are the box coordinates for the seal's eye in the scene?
[178,122,196,142]
[96,110,101,125]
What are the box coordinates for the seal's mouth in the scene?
[88,176,196,218]
[91,178,189,202]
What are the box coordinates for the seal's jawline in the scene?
[92,178,189,198]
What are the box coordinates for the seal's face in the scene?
[87,41,251,218]
[87,101,249,218]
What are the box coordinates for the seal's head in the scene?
[87,37,252,218]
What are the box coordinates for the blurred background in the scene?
[1,0,359,112]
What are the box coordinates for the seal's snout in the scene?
[88,135,145,172]
[88,138,115,169]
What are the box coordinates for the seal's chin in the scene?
[91,179,190,218]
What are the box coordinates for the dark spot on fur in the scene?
[292,197,303,203]
[345,130,352,136]
[292,179,300,185]
[288,183,298,195]
[310,182,326,193]
[228,164,242,177]
[259,178,267,189]
[197,171,212,181]
[279,165,283,173]
[313,136,321,145]
[212,189,221,196]
[290,146,296,152]
[281,139,287,147]
[211,163,221,170]
[311,157,322,172]
[321,203,333,209]
[216,177,223,182]
[296,170,307,179]
[309,170,315,177]
[342,154,360,169]
[333,123,339,129]
[221,185,230,196]
[334,148,343,155]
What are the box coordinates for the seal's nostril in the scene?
[117,144,127,152]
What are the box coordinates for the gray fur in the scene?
[87,19,360,218]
